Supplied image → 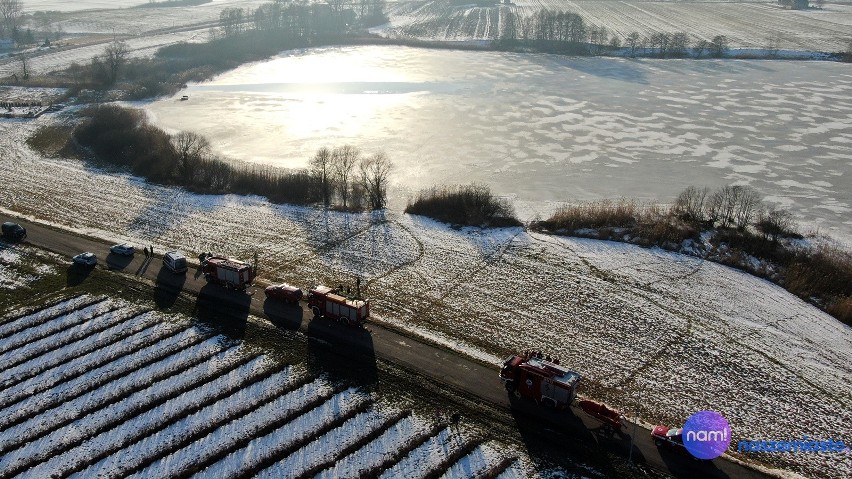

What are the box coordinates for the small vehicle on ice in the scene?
[265,283,303,304]
[110,243,135,256]
[72,252,97,266]
[2,222,26,241]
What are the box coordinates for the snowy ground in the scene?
[0,294,529,478]
[0,117,849,478]
[0,240,60,292]
[379,1,852,52]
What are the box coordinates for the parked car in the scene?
[651,425,688,453]
[265,283,303,304]
[110,243,135,256]
[72,252,97,266]
[163,251,188,273]
[1,222,26,241]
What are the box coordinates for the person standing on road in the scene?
[144,247,149,259]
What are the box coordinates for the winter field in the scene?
[3,0,851,79]
[145,46,852,243]
[0,117,850,478]
[0,293,530,479]
[379,1,852,52]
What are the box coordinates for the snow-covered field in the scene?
[145,47,852,243]
[379,1,852,52]
[0,241,59,291]
[0,294,526,478]
[0,117,849,478]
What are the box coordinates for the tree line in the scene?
[64,104,391,211]
[215,0,387,40]
[498,9,731,58]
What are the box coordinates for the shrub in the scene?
[536,199,640,232]
[405,184,520,227]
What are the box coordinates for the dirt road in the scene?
[6,215,771,479]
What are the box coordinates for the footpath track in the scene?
[5,216,771,479]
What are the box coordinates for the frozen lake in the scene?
[145,46,852,241]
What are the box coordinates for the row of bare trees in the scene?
[498,9,729,58]
[217,0,386,40]
[310,145,392,210]
[673,185,794,241]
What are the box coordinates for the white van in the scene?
[163,251,188,273]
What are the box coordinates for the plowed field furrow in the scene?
[0,323,204,427]
[298,411,411,479]
[256,403,387,479]
[219,409,406,479]
[318,417,437,479]
[25,356,279,479]
[0,336,229,459]
[0,294,93,334]
[378,427,469,479]
[112,377,330,479]
[0,309,158,390]
[0,299,115,358]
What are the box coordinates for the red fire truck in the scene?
[307,285,370,326]
[201,255,255,290]
[499,354,581,410]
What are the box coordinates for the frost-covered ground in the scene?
[0,294,528,478]
[145,47,852,243]
[379,0,852,52]
[0,241,60,291]
[0,117,849,478]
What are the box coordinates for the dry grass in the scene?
[533,192,852,326]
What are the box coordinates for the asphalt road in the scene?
[4,215,772,479]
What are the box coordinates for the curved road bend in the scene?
[7,216,771,479]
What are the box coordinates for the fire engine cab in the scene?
[307,285,369,326]
[500,354,581,410]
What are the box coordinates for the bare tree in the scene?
[669,32,690,57]
[673,185,709,222]
[18,51,28,79]
[0,0,23,39]
[172,131,210,183]
[359,151,393,210]
[219,7,245,37]
[757,208,796,243]
[649,32,671,57]
[733,186,762,229]
[626,31,641,57]
[710,35,728,58]
[331,145,360,209]
[310,146,333,207]
[95,40,128,85]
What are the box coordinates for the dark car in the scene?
[1,222,26,241]
[110,243,135,256]
[265,283,303,304]
[72,252,97,267]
